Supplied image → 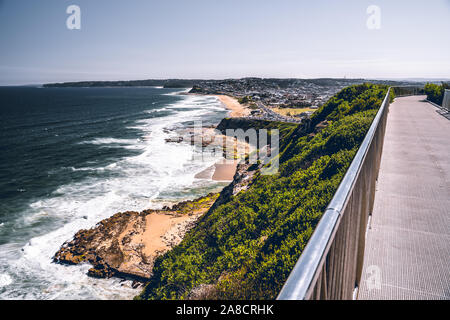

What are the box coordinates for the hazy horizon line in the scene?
[3,76,450,87]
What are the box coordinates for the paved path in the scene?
[358,96,450,300]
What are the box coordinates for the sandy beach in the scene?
[195,159,239,182]
[212,160,239,181]
[215,95,251,118]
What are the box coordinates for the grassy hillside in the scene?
[137,83,392,300]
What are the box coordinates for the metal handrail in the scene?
[277,88,391,300]
[443,89,450,112]
[392,85,424,97]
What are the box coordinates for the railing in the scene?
[443,89,450,112]
[392,86,424,97]
[277,88,391,300]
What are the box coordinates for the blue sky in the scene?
[0,0,449,85]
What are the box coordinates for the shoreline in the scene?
[189,93,250,182]
[52,92,248,287]
[194,159,239,182]
[187,92,250,118]
[214,94,251,118]
[205,94,249,181]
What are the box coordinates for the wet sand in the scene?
[212,160,239,181]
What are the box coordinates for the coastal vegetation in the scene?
[424,82,449,106]
[237,96,253,104]
[215,118,297,144]
[137,83,392,300]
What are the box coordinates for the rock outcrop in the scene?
[53,193,219,282]
[208,161,260,213]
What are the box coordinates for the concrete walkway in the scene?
[358,96,450,300]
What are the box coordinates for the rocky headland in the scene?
[53,193,219,285]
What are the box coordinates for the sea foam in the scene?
[0,93,226,300]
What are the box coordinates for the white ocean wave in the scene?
[0,93,226,300]
[144,107,169,114]
[162,88,191,96]
[0,274,12,287]
[78,166,102,172]
[79,138,141,145]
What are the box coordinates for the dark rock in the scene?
[131,280,142,289]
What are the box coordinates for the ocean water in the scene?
[0,86,227,299]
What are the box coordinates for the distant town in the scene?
[188,78,426,122]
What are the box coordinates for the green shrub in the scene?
[424,83,449,105]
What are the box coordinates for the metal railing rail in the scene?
[277,88,391,300]
[392,85,424,97]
